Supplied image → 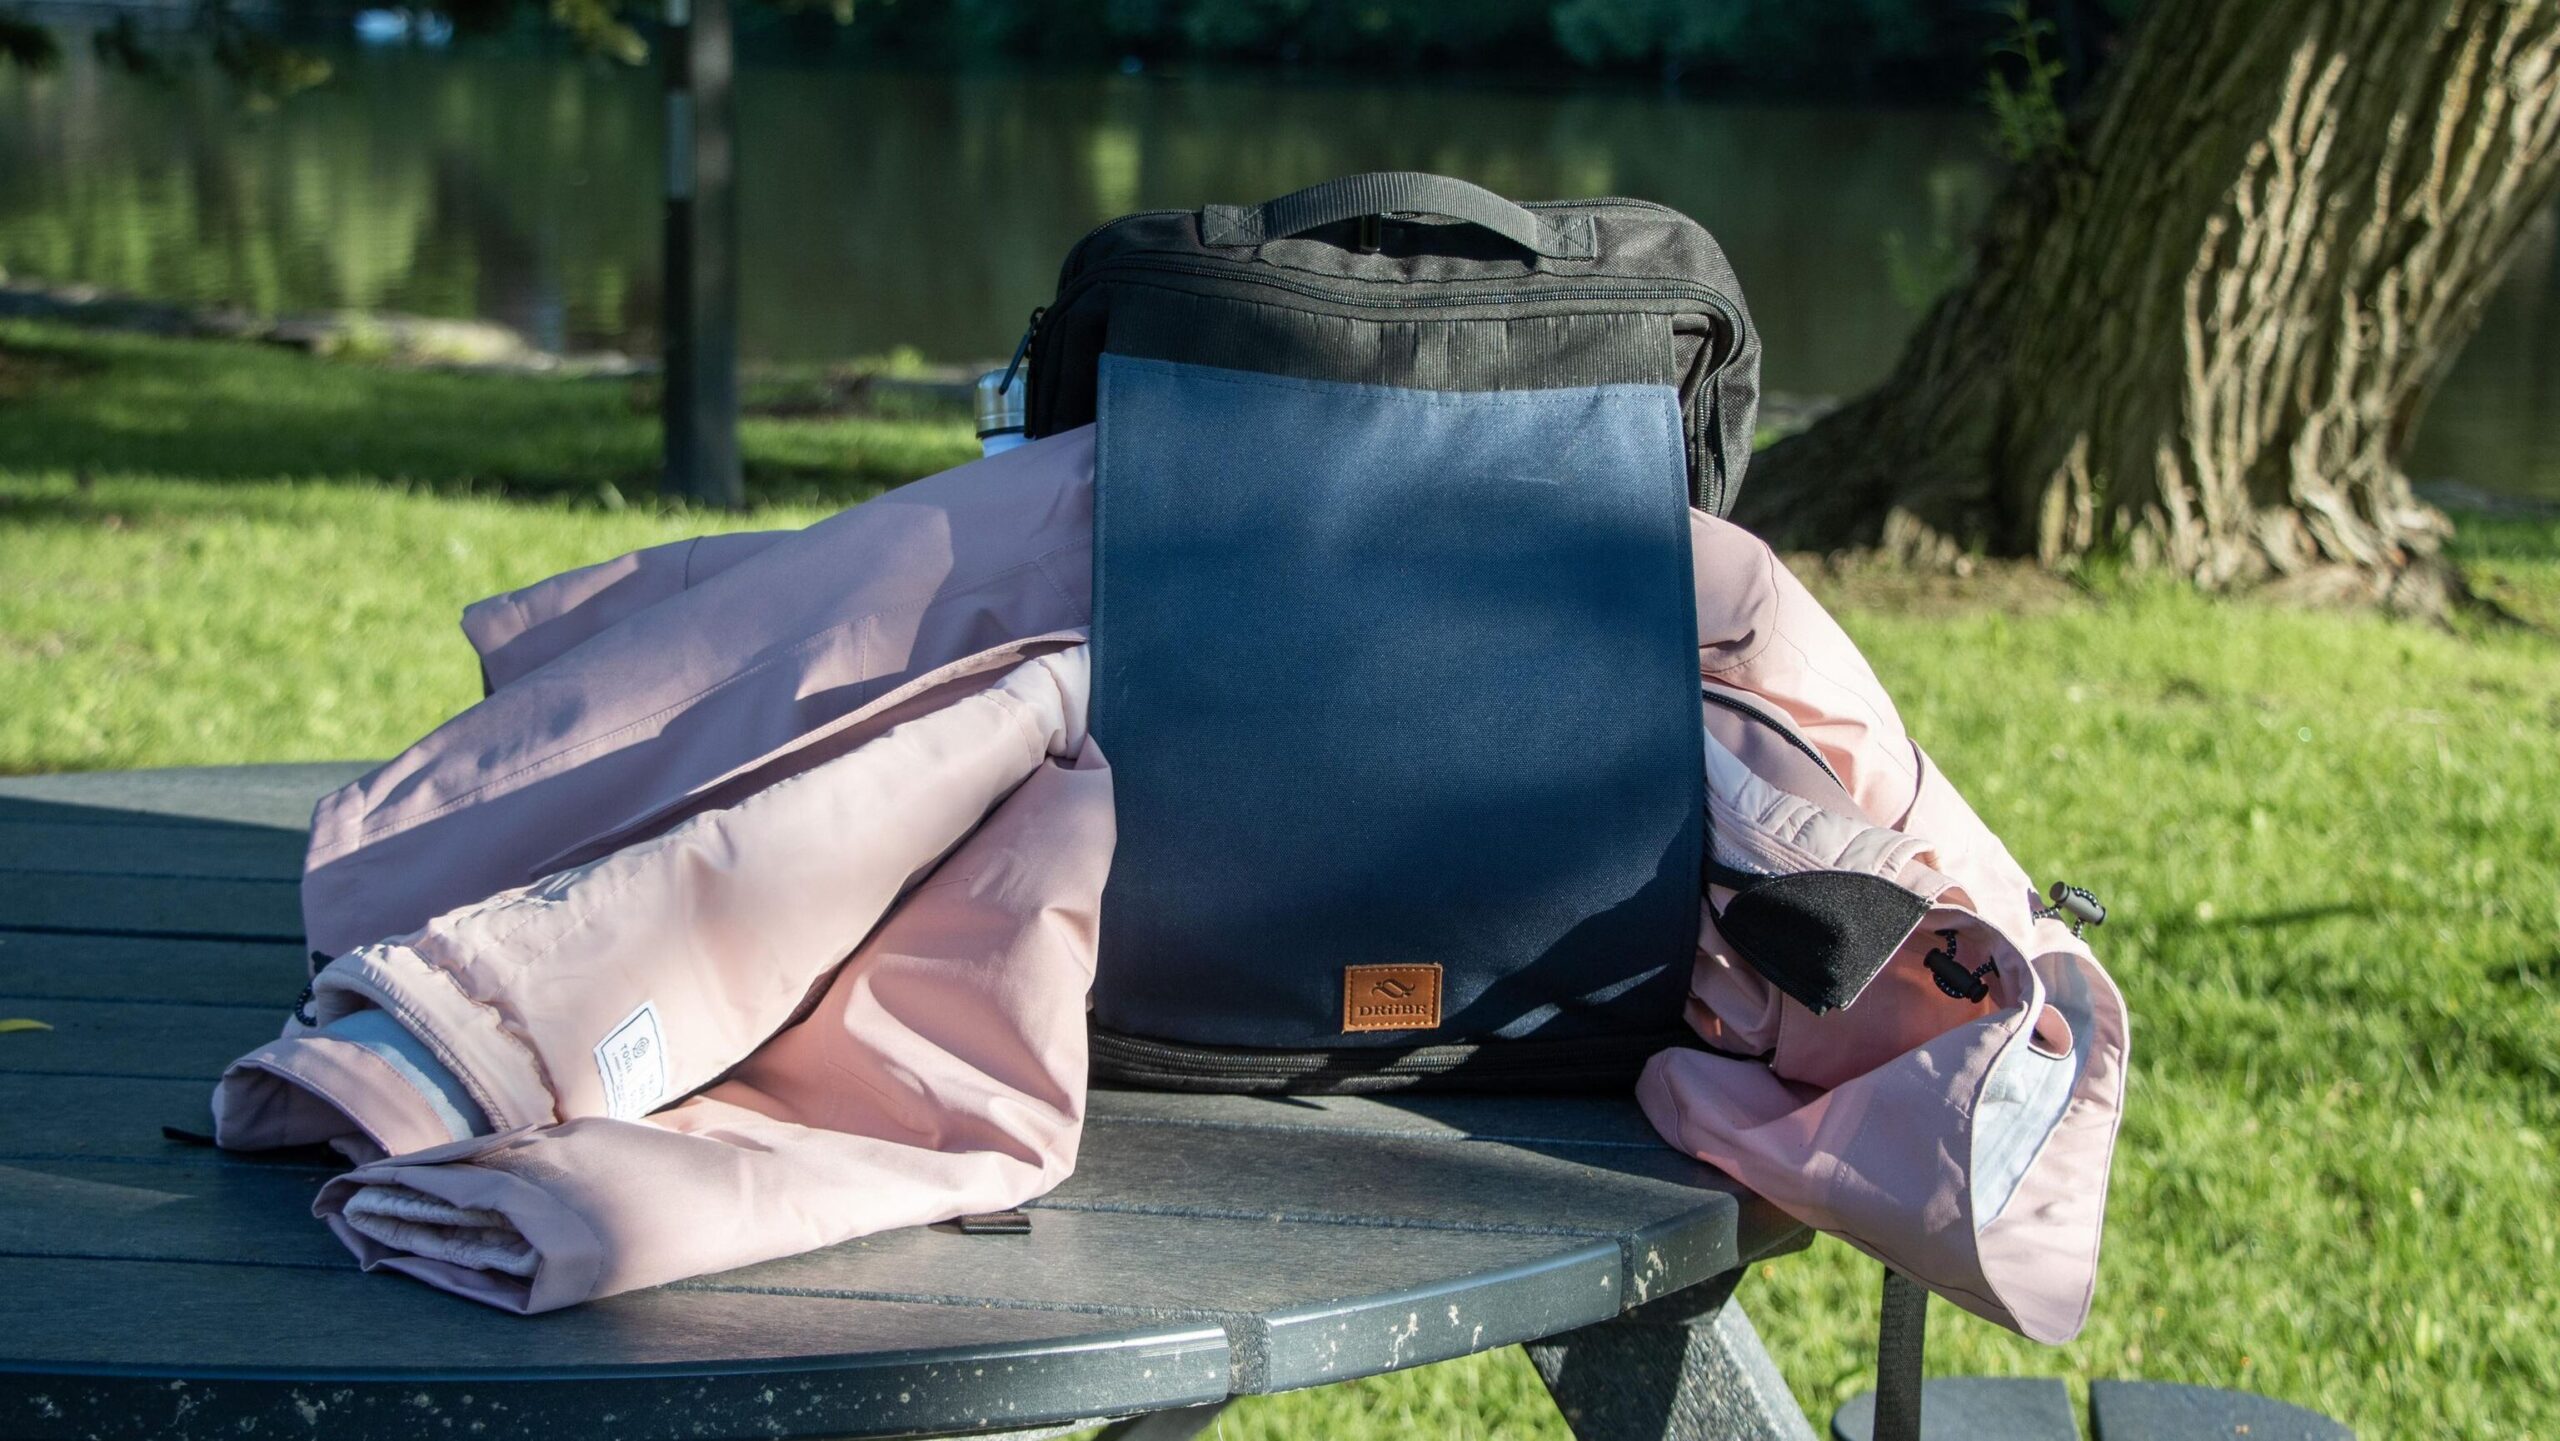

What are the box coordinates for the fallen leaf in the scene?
[0,1018,53,1034]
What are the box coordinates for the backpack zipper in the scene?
[1088,1025,1700,1094]
[1031,255,1745,438]
[1045,254,1742,332]
[1045,195,1748,359]
[1055,208,1193,287]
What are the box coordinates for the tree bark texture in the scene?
[1738,0,2560,608]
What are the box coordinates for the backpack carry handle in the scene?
[1201,172,1597,260]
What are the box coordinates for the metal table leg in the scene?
[1529,1271,1817,1441]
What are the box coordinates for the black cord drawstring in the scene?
[293,950,328,1026]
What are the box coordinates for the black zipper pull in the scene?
[1001,305,1044,432]
[1000,307,1041,394]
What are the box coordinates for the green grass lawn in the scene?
[5,319,2556,1438]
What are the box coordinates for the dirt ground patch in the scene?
[1780,549,2085,617]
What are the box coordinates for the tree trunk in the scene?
[1737,0,2560,612]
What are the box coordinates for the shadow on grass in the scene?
[2146,901,2376,937]
[0,322,976,511]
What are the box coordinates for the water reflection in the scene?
[0,43,1993,390]
[0,40,2550,496]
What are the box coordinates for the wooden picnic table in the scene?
[0,763,1825,1441]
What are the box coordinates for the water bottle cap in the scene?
[973,367,1026,440]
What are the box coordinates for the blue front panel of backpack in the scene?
[1090,355,1702,1050]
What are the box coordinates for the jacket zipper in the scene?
[1700,685,1845,790]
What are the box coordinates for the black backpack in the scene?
[1027,172,1760,515]
[1026,173,1760,1093]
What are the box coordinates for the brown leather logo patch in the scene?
[1342,964,1443,1033]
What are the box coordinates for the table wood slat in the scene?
[0,764,372,831]
[0,996,284,1079]
[0,872,303,942]
[0,819,311,882]
[0,934,308,1008]
[0,1073,248,1163]
[1043,1111,1756,1240]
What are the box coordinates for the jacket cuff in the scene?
[213,1034,462,1163]
[311,942,558,1134]
[315,1145,606,1315]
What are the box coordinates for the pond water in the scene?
[0,39,2550,497]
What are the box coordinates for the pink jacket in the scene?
[216,429,2125,1340]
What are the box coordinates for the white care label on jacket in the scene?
[594,1002,669,1120]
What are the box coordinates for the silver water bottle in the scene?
[973,366,1027,456]
[974,313,1037,457]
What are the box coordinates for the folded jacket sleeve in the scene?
[215,646,1092,1153]
[310,743,1113,1313]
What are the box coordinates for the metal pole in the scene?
[661,0,743,507]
